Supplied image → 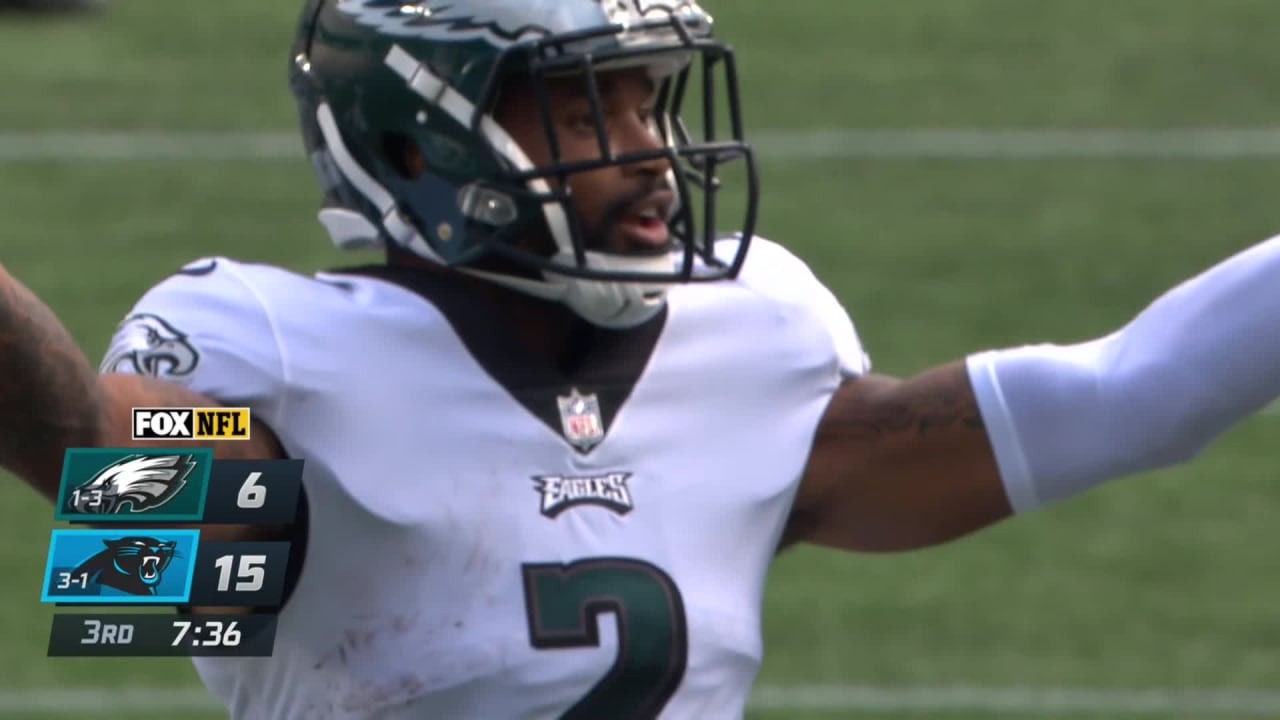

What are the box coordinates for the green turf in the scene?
[3,1,1280,718]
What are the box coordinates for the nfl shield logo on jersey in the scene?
[557,388,604,451]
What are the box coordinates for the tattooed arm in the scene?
[0,264,283,503]
[788,362,1008,553]
[0,264,107,493]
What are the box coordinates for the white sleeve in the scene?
[729,236,872,380]
[809,275,872,381]
[99,258,287,421]
[967,234,1280,513]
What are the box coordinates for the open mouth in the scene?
[617,191,675,249]
[141,556,159,581]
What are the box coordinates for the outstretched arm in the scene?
[791,234,1280,553]
[0,264,282,502]
[0,263,106,490]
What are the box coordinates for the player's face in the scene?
[497,68,675,256]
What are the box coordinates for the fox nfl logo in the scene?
[131,408,252,441]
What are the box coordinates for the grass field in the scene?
[2,1,1280,718]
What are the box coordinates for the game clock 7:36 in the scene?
[47,614,278,657]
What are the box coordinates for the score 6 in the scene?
[201,459,303,524]
[237,472,266,510]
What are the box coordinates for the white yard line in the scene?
[8,128,1280,161]
[4,685,1280,716]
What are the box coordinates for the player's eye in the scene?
[566,112,597,134]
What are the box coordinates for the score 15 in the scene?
[189,541,292,607]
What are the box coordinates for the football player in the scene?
[2,1,1279,718]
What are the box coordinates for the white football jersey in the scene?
[100,239,869,720]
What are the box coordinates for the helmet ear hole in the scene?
[381,131,427,180]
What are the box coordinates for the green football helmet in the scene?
[290,0,758,327]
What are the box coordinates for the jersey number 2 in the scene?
[521,558,688,719]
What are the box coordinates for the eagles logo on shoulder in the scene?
[100,313,200,379]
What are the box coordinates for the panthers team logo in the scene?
[336,0,710,48]
[66,454,195,515]
[71,537,179,596]
[99,313,200,378]
[41,528,200,604]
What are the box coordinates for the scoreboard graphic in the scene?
[42,444,303,657]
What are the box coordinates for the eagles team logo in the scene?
[336,0,710,48]
[534,472,634,518]
[56,448,214,523]
[66,454,195,515]
[99,313,200,379]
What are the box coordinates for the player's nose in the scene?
[617,115,671,175]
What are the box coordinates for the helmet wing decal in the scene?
[336,0,554,47]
